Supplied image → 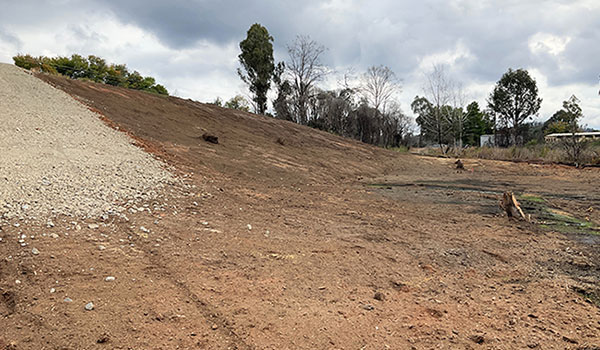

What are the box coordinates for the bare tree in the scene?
[361,65,400,115]
[448,81,468,150]
[419,64,466,153]
[286,35,328,124]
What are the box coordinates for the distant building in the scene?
[545,131,600,142]
[480,134,495,147]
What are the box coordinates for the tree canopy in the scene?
[544,95,582,134]
[488,68,541,145]
[463,102,493,146]
[13,54,169,95]
[238,23,276,114]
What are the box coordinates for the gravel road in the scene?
[0,63,173,221]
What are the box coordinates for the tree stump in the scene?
[455,159,464,170]
[501,191,527,220]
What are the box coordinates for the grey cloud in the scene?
[3,0,600,124]
[0,28,21,48]
[101,0,316,49]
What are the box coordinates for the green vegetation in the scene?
[388,145,409,153]
[238,23,276,114]
[518,195,598,235]
[13,54,168,95]
[209,95,251,112]
[488,68,542,145]
[519,194,545,204]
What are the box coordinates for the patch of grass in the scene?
[519,194,545,204]
[519,196,599,235]
[388,145,409,153]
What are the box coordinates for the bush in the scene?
[13,53,168,96]
[459,143,600,165]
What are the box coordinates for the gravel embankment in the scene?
[0,63,173,221]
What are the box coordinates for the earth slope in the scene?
[0,70,599,349]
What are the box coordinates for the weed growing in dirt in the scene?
[519,194,545,204]
[519,196,598,235]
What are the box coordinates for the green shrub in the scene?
[13,53,169,96]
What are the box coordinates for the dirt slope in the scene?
[1,73,599,350]
[37,73,401,186]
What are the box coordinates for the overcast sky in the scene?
[2,0,600,127]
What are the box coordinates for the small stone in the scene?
[211,324,218,330]
[31,248,40,255]
[49,233,59,238]
[98,245,106,251]
[88,224,100,229]
[247,224,252,230]
[469,334,485,344]
[85,302,95,311]
[47,221,55,228]
[97,333,110,344]
[64,297,73,303]
[140,226,150,233]
[362,304,375,311]
[15,279,21,285]
[105,276,116,282]
[50,288,56,293]
[374,292,385,301]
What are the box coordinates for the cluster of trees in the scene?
[413,66,589,151]
[411,65,494,151]
[209,95,251,112]
[411,66,546,150]
[235,23,593,154]
[236,24,411,148]
[13,54,169,95]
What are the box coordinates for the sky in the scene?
[1,0,600,128]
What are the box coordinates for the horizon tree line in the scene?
[233,23,593,151]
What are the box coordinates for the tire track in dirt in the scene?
[130,228,254,350]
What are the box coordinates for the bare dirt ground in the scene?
[1,74,599,349]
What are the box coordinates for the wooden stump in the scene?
[501,191,527,221]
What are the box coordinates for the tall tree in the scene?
[463,102,493,146]
[419,64,462,152]
[286,35,327,125]
[413,96,451,148]
[361,65,399,115]
[238,23,276,114]
[488,68,542,145]
[552,95,586,165]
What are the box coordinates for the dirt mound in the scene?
[37,72,402,186]
[0,64,173,222]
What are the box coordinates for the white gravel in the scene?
[0,63,173,221]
